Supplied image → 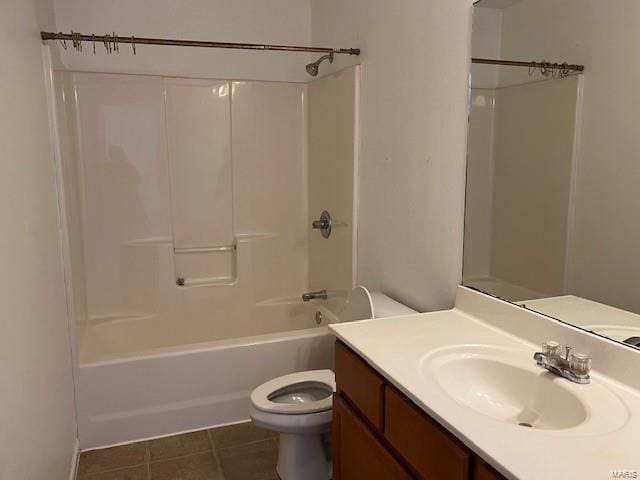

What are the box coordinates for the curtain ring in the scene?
[539,60,550,77]
[58,32,67,50]
[72,31,82,52]
[131,36,136,55]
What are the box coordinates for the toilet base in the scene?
[276,433,331,480]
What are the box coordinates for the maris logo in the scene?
[611,471,639,479]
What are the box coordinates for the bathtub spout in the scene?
[302,290,328,302]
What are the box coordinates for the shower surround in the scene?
[52,67,358,447]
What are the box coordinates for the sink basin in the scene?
[434,356,586,429]
[421,345,629,434]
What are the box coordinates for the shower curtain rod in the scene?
[40,31,361,56]
[472,57,584,73]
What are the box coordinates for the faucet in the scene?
[302,289,328,302]
[533,341,592,384]
[623,336,640,348]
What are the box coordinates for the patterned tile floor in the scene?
[77,422,279,480]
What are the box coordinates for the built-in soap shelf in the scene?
[174,243,237,288]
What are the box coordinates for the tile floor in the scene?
[77,422,279,480]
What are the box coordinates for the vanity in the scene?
[333,339,504,480]
[329,287,640,480]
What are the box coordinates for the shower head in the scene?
[305,53,334,77]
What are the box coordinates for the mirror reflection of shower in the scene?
[306,53,334,77]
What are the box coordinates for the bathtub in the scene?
[77,301,338,449]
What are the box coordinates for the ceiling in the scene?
[474,0,524,9]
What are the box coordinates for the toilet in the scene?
[249,286,417,480]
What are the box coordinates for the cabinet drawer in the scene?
[385,386,471,480]
[335,341,385,430]
[333,395,411,480]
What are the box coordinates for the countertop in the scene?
[329,295,640,479]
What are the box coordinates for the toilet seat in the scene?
[251,370,335,415]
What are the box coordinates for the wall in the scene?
[311,0,473,312]
[498,1,595,87]
[471,7,503,89]
[52,0,313,82]
[0,0,78,479]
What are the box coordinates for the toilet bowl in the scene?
[250,370,335,480]
[250,286,416,480]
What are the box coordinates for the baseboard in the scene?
[80,419,251,452]
[68,438,80,480]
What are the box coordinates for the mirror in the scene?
[464,0,640,350]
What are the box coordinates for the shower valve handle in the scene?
[312,219,330,229]
[312,211,332,238]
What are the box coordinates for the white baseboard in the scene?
[68,438,80,480]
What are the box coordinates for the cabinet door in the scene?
[333,395,411,480]
[335,341,386,431]
[474,459,506,480]
[385,386,471,480]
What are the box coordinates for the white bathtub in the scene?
[77,302,338,449]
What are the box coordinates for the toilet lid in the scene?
[341,286,374,321]
[251,370,335,415]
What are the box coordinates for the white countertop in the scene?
[329,292,640,480]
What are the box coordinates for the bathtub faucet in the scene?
[302,289,328,302]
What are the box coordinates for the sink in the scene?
[434,356,586,429]
[421,345,629,434]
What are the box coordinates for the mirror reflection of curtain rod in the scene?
[40,31,361,56]
[473,57,584,75]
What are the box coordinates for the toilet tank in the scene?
[341,286,417,322]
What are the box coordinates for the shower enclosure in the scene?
[48,56,359,447]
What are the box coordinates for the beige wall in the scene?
[471,7,503,89]
[0,0,78,478]
[311,0,473,312]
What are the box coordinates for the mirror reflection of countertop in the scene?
[329,288,640,480]
[521,295,640,343]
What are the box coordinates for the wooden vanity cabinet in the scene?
[333,341,506,480]
[333,395,412,480]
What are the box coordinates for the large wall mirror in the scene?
[464,0,640,350]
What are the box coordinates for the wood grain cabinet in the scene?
[333,341,506,480]
[333,395,411,480]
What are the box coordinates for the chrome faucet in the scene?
[534,341,592,384]
[302,289,328,302]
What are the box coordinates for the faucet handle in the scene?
[569,352,592,377]
[542,340,562,357]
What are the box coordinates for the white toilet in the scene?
[249,286,416,480]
